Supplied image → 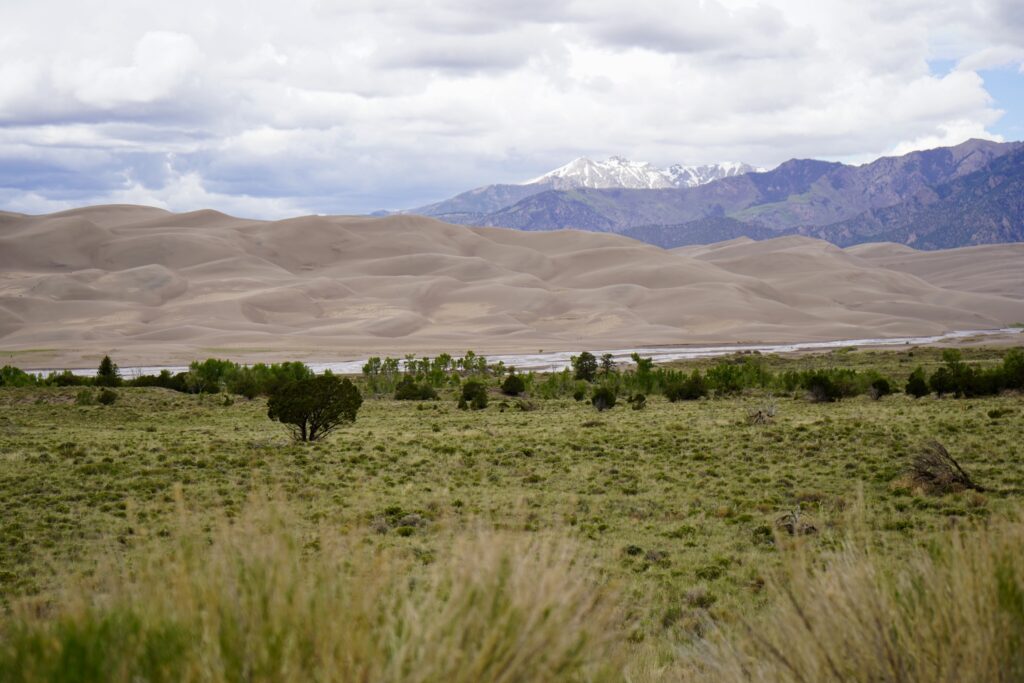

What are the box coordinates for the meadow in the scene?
[0,346,1022,681]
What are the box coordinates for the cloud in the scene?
[0,0,1017,215]
[58,32,204,108]
[570,0,810,60]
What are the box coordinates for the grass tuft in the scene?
[0,501,622,683]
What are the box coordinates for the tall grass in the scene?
[687,515,1024,682]
[5,494,1024,682]
[0,500,622,683]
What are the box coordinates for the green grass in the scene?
[1,349,1023,679]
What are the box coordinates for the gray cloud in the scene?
[0,0,1017,216]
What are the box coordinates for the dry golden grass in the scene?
[3,489,1024,682]
[0,493,623,683]
[680,509,1024,682]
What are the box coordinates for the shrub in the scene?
[747,401,777,425]
[500,373,525,397]
[460,380,488,410]
[1003,348,1024,390]
[571,352,598,382]
[698,513,1024,682]
[267,375,363,442]
[869,378,892,400]
[705,357,771,395]
[905,367,929,398]
[591,386,617,412]
[97,389,118,406]
[630,353,655,392]
[50,370,89,387]
[929,349,985,398]
[394,376,438,401]
[627,393,646,410]
[929,366,956,397]
[804,372,840,403]
[1,365,39,388]
[226,372,260,399]
[95,355,121,387]
[665,370,707,401]
[186,358,236,394]
[909,440,984,495]
[129,369,190,393]
[75,389,95,406]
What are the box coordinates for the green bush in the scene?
[500,373,525,397]
[705,357,771,395]
[460,380,488,410]
[804,372,840,403]
[75,389,95,406]
[665,370,707,401]
[97,389,118,406]
[870,378,892,400]
[49,370,89,387]
[1,365,39,388]
[394,376,438,401]
[1004,348,1024,390]
[591,386,617,412]
[906,367,929,398]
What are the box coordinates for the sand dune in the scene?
[847,242,1024,300]
[0,205,1022,368]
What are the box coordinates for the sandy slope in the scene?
[0,205,1022,368]
[847,242,1024,300]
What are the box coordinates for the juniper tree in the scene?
[267,375,362,442]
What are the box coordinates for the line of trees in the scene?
[361,350,506,396]
[905,349,1024,399]
[4,347,1023,407]
[0,356,315,398]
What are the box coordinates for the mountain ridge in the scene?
[406,156,761,223]
[416,139,1023,250]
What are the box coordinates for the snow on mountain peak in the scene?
[525,157,762,190]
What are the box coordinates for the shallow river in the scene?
[37,327,1022,378]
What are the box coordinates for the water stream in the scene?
[32,327,1022,378]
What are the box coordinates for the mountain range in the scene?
[407,157,759,224]
[407,139,1024,250]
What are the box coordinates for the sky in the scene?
[1,0,1023,218]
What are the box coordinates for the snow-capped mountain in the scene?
[526,156,761,190]
[666,161,762,188]
[527,156,675,189]
[407,155,765,222]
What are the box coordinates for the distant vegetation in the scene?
[3,346,1023,407]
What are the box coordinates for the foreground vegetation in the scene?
[0,346,1022,680]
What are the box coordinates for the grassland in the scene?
[1,348,1023,680]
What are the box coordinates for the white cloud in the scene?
[0,0,1019,215]
[64,32,204,108]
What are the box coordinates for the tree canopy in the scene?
[267,375,363,442]
[96,355,121,387]
[572,352,598,382]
